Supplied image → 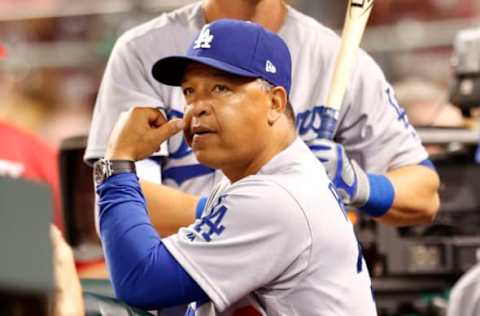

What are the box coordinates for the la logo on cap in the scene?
[194,25,214,49]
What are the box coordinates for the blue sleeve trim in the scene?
[97,173,208,309]
[359,174,395,217]
[195,196,208,219]
[419,158,436,171]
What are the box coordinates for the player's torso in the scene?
[186,141,376,315]
[252,143,376,316]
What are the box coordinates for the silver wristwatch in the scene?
[93,159,136,186]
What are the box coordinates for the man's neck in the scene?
[202,0,287,33]
[222,121,296,183]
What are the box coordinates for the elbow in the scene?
[425,170,441,223]
[114,280,154,310]
[113,276,141,308]
[419,174,441,224]
[115,285,136,307]
[415,166,441,224]
[109,259,155,309]
[110,245,173,310]
[422,192,440,224]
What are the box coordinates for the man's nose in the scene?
[189,99,211,118]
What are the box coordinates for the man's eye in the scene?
[183,87,194,96]
[212,84,230,93]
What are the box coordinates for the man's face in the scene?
[181,63,272,171]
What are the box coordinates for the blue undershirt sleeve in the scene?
[419,158,436,171]
[97,172,209,310]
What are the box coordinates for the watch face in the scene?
[93,160,107,186]
[93,159,134,185]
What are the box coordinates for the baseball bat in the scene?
[317,0,375,140]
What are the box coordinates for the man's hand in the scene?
[308,138,369,208]
[51,225,84,316]
[106,107,184,161]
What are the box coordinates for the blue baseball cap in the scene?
[152,19,292,95]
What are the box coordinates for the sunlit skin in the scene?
[181,63,293,182]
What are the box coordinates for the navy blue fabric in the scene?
[162,164,215,186]
[359,174,395,217]
[476,145,480,163]
[97,173,208,310]
[195,196,208,219]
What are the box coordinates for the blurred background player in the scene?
[0,88,63,231]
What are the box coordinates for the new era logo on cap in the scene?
[265,60,277,74]
[152,19,292,95]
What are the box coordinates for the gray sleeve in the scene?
[337,51,429,173]
[163,179,311,311]
[84,34,167,163]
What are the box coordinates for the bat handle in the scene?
[316,105,339,141]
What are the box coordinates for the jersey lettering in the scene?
[167,109,191,159]
[193,197,228,242]
[386,88,418,139]
[296,105,324,138]
[162,164,214,186]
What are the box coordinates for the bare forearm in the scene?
[376,165,440,226]
[140,180,198,236]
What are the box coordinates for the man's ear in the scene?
[267,86,288,126]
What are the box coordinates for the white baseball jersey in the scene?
[163,138,377,315]
[84,1,428,197]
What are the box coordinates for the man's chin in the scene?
[194,151,222,169]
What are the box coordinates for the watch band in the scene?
[93,159,136,186]
[107,160,137,175]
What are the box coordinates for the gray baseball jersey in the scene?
[447,262,480,316]
[163,138,377,315]
[85,1,428,197]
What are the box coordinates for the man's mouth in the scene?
[191,126,215,136]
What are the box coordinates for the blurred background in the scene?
[1,1,480,316]
[0,0,479,146]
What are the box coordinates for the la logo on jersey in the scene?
[265,60,276,74]
[193,26,214,49]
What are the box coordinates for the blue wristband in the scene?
[359,174,395,217]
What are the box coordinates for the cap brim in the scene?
[152,55,258,86]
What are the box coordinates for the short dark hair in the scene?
[285,99,296,125]
[257,79,296,125]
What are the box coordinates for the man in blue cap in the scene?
[96,19,377,315]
